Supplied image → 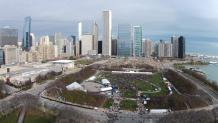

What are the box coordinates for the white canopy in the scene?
[101,79,110,85]
[66,82,84,91]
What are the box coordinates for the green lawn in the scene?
[62,90,105,107]
[24,108,55,123]
[134,80,156,91]
[144,73,168,97]
[120,99,138,111]
[123,90,137,98]
[75,60,94,65]
[103,98,114,108]
[0,110,19,123]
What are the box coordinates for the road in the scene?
[1,59,218,123]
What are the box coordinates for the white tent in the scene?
[88,76,96,81]
[66,82,84,91]
[101,79,110,85]
[100,87,112,92]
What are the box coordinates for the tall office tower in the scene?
[81,34,94,55]
[78,22,82,41]
[143,39,153,57]
[133,26,142,57]
[67,35,76,56]
[117,24,132,56]
[111,39,117,56]
[98,41,102,54]
[102,10,112,56]
[38,36,55,60]
[92,22,98,51]
[22,16,32,51]
[3,45,18,65]
[0,27,18,47]
[171,36,179,58]
[65,41,74,57]
[54,32,63,56]
[164,43,173,57]
[157,41,165,58]
[30,33,35,47]
[0,49,4,65]
[49,35,55,45]
[178,36,186,59]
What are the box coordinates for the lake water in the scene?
[187,64,218,83]
[198,64,218,83]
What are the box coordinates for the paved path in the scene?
[17,107,26,123]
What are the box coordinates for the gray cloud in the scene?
[0,0,218,40]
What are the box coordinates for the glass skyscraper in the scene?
[133,26,142,57]
[0,27,18,47]
[178,36,186,58]
[0,49,4,65]
[117,24,132,56]
[22,16,32,51]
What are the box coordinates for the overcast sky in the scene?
[1,0,218,40]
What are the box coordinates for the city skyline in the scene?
[0,0,218,40]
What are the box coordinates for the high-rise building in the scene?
[157,41,165,58]
[81,34,94,55]
[92,22,98,52]
[3,45,18,65]
[157,41,173,58]
[178,36,186,59]
[143,39,153,57]
[78,22,82,41]
[171,36,179,58]
[67,35,76,56]
[117,24,132,56]
[98,41,102,54]
[30,33,35,47]
[38,36,55,60]
[0,49,4,65]
[111,39,117,56]
[133,26,142,57]
[49,35,55,45]
[102,10,112,56]
[22,16,32,51]
[164,43,173,57]
[0,27,18,47]
[54,32,63,56]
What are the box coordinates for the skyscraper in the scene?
[171,36,179,58]
[111,39,117,56]
[0,49,4,65]
[164,43,173,57]
[81,34,94,55]
[0,27,18,47]
[92,22,98,51]
[178,36,186,59]
[157,41,165,58]
[78,22,82,41]
[143,39,153,57]
[102,10,112,56]
[117,24,132,56]
[54,32,63,56]
[22,16,32,51]
[30,33,35,47]
[133,26,142,57]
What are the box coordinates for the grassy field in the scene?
[24,108,55,123]
[103,98,114,108]
[75,59,94,65]
[144,73,169,97]
[120,99,138,111]
[62,90,105,107]
[98,72,168,98]
[0,108,55,123]
[0,109,19,123]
